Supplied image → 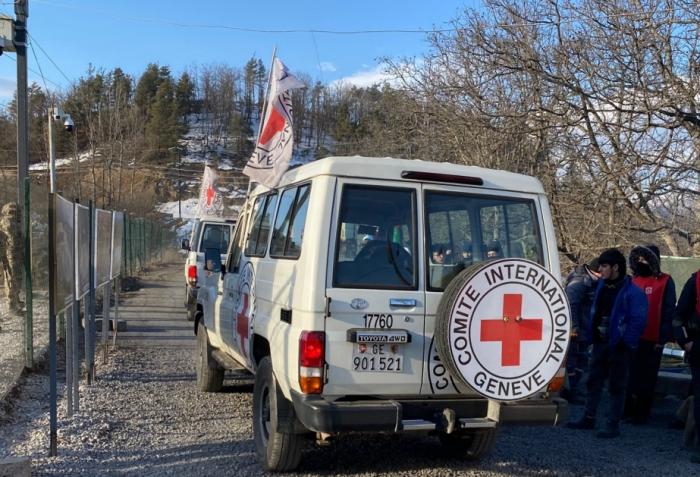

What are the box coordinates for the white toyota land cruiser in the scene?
[195,156,571,472]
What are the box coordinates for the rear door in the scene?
[324,180,426,396]
[420,185,547,395]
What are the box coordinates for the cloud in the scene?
[336,65,394,88]
[320,62,337,72]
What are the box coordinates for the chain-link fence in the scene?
[0,178,179,401]
[123,216,178,276]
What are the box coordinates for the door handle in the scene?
[390,299,416,307]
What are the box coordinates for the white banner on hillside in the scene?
[195,166,223,218]
[243,57,305,189]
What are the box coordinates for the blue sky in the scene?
[0,0,475,104]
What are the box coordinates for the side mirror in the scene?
[181,239,190,251]
[204,248,222,273]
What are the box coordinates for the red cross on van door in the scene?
[480,294,543,367]
[237,293,250,358]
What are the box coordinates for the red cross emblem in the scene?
[480,294,543,367]
[205,184,216,207]
[236,293,250,358]
[259,107,286,145]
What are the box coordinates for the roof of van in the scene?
[255,156,545,194]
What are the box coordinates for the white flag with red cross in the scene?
[195,166,223,218]
[243,58,305,189]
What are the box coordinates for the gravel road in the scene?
[1,262,699,476]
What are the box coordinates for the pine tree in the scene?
[134,63,161,113]
[175,72,195,123]
[146,78,179,158]
[243,57,257,122]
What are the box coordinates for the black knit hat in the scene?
[588,258,600,272]
[598,248,627,277]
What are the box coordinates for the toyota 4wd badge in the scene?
[435,259,571,402]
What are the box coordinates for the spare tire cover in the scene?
[435,259,571,401]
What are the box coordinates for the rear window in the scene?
[426,192,543,291]
[198,224,231,253]
[334,185,416,289]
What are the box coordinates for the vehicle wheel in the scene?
[184,286,188,308]
[187,307,196,322]
[196,322,224,392]
[253,356,303,472]
[434,261,491,386]
[439,428,498,461]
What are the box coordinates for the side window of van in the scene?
[334,185,416,289]
[245,194,277,257]
[270,184,311,259]
[228,213,248,274]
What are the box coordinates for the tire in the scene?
[434,261,491,386]
[196,322,224,392]
[253,357,303,472]
[186,307,196,322]
[439,428,498,461]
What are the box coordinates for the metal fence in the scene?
[0,178,178,401]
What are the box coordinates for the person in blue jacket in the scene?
[566,248,649,438]
[562,257,601,404]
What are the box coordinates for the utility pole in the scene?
[168,146,183,218]
[14,0,29,211]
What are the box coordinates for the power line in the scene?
[1,52,63,88]
[27,33,73,85]
[32,0,690,34]
[28,41,51,100]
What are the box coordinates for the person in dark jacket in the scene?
[566,248,648,438]
[562,258,601,404]
[624,245,676,425]
[673,272,700,463]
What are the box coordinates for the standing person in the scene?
[0,203,22,315]
[624,245,676,425]
[672,271,700,463]
[562,258,601,404]
[566,248,648,438]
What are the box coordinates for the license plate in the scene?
[352,343,404,372]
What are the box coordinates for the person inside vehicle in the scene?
[461,242,473,264]
[362,234,375,246]
[432,245,446,264]
[486,240,503,259]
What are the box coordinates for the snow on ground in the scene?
[29,153,93,171]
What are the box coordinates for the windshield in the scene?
[199,224,231,253]
[334,185,416,289]
[426,192,543,291]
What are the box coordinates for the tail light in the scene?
[299,331,325,394]
[187,265,197,286]
[547,359,566,393]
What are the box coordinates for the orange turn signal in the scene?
[300,376,323,394]
[547,362,566,392]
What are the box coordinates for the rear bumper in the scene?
[290,391,568,434]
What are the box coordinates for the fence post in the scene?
[24,177,33,369]
[129,216,133,276]
[150,221,154,264]
[87,200,95,383]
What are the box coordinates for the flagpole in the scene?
[246,45,277,199]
